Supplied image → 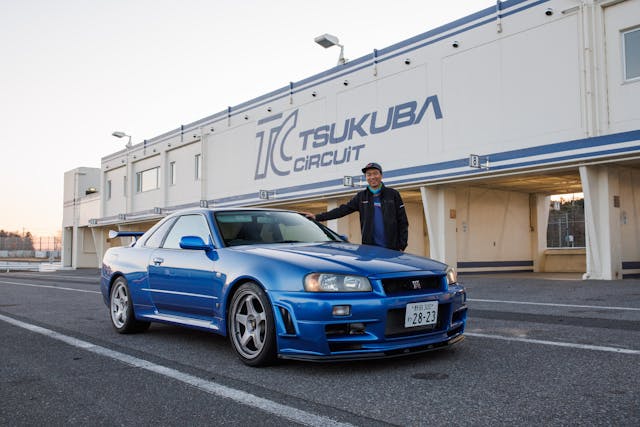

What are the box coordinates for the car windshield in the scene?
[214,211,341,247]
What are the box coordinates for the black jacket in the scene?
[315,184,409,251]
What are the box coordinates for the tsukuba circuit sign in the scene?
[254,95,443,180]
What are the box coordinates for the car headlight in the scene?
[446,266,458,286]
[304,273,372,292]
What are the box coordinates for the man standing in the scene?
[306,162,409,251]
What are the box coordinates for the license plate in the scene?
[404,301,438,328]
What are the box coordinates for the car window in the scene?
[215,211,339,246]
[143,218,175,248]
[162,214,212,249]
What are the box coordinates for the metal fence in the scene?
[546,200,585,248]
[0,235,61,259]
[0,235,60,251]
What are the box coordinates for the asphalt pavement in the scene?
[1,269,639,426]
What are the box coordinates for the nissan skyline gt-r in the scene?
[100,208,467,366]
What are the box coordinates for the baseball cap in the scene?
[362,162,383,174]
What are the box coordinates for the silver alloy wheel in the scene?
[230,291,267,359]
[111,280,129,329]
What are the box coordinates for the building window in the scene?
[123,175,127,197]
[623,27,640,81]
[136,167,159,193]
[195,154,202,181]
[170,161,176,186]
[106,180,112,200]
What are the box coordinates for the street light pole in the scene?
[112,131,132,148]
[314,33,346,65]
[111,131,133,216]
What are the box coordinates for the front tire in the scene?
[109,277,150,334]
[228,282,277,366]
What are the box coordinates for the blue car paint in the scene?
[101,208,467,361]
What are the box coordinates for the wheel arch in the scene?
[107,272,126,301]
[223,276,274,335]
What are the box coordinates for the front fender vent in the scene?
[278,306,296,335]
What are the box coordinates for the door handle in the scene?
[152,257,164,265]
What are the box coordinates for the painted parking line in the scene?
[0,313,353,427]
[4,280,638,314]
[469,298,640,312]
[466,332,640,355]
[0,280,100,294]
[4,279,637,357]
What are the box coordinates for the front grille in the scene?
[385,303,449,337]
[381,275,444,295]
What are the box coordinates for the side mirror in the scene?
[179,236,214,251]
[339,234,349,242]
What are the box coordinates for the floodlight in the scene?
[314,33,346,65]
[112,131,132,148]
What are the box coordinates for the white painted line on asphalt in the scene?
[0,280,100,294]
[466,332,640,355]
[0,313,353,427]
[469,298,640,312]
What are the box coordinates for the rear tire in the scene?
[228,282,277,366]
[109,277,150,334]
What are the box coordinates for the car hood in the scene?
[230,242,447,276]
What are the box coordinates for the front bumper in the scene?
[279,334,465,362]
[271,284,468,360]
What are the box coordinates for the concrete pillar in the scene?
[420,186,457,266]
[71,224,80,269]
[62,227,73,268]
[580,165,622,280]
[531,193,551,272]
[161,149,168,209]
[100,170,107,218]
[91,227,105,269]
[126,153,134,214]
[199,133,206,202]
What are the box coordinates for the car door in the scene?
[147,213,223,318]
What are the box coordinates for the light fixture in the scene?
[112,131,132,148]
[332,305,351,316]
[314,33,346,65]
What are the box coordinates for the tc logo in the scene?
[254,110,299,180]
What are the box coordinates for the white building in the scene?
[62,167,101,268]
[63,0,640,279]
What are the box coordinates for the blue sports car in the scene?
[100,208,467,366]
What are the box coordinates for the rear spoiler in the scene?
[108,230,144,240]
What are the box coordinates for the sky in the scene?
[0,0,495,236]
